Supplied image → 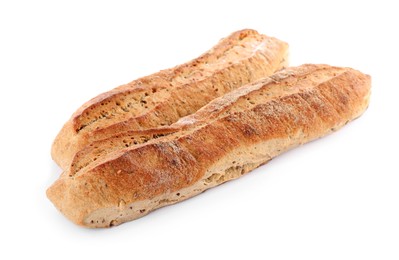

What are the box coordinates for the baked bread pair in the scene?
[47,29,371,227]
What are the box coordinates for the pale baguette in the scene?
[52,29,288,170]
[47,64,371,228]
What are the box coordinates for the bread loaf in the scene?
[47,64,371,228]
[52,29,289,170]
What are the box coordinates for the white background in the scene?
[1,0,398,259]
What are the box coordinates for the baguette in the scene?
[52,29,289,170]
[47,64,371,228]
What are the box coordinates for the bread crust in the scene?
[47,64,371,227]
[51,29,289,170]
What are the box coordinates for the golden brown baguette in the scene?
[52,29,289,170]
[47,64,371,228]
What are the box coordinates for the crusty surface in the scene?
[52,29,289,170]
[69,127,179,177]
[47,64,371,228]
